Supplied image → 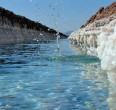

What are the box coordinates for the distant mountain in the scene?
[0,7,67,37]
[65,31,73,36]
[0,7,67,44]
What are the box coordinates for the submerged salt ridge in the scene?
[69,15,116,74]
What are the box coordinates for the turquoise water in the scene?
[0,39,110,110]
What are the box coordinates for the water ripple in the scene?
[0,40,110,110]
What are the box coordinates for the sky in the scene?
[0,0,115,33]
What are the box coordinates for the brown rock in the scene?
[81,2,116,28]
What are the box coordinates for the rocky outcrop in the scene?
[81,2,116,28]
[0,7,67,44]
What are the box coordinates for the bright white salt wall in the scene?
[97,26,116,73]
[97,27,116,110]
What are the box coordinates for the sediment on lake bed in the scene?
[0,7,67,45]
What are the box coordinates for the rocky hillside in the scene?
[0,7,67,44]
[81,2,116,28]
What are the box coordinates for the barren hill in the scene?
[81,2,116,28]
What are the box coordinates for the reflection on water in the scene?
[107,71,116,110]
[0,39,114,110]
[71,41,116,110]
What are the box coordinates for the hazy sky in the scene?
[0,0,115,33]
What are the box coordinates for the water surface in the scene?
[0,39,110,110]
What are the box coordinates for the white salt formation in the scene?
[97,26,116,71]
[69,15,116,72]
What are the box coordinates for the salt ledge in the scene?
[69,15,116,74]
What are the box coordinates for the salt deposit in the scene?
[97,26,116,70]
[69,15,116,74]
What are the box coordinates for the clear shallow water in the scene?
[0,39,110,110]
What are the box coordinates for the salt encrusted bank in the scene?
[69,2,116,75]
[0,7,67,45]
[69,15,116,56]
